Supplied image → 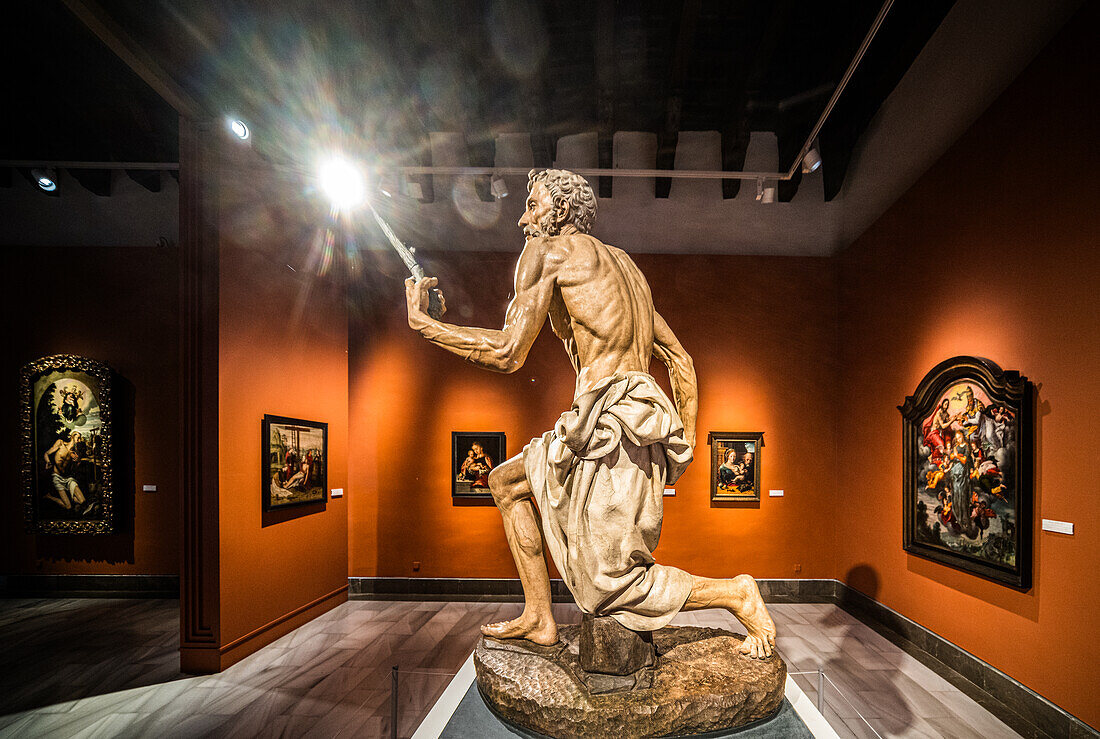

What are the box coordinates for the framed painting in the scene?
[21,354,115,535]
[263,415,328,511]
[900,356,1031,588]
[453,432,505,498]
[708,432,764,502]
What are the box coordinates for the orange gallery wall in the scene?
[834,11,1099,729]
[349,250,839,582]
[216,175,349,653]
[1,246,180,575]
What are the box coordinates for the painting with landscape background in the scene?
[708,432,763,502]
[263,415,327,511]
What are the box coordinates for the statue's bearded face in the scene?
[519,182,561,242]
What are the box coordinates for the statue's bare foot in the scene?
[731,574,777,659]
[481,611,559,645]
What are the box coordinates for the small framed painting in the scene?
[708,432,764,502]
[453,432,505,498]
[21,354,115,534]
[263,415,328,511]
[900,356,1031,588]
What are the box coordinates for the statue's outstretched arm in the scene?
[653,311,697,448]
[406,239,557,374]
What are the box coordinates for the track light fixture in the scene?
[31,168,57,192]
[755,178,776,204]
[490,174,508,200]
[378,173,398,198]
[801,144,822,174]
[404,178,424,200]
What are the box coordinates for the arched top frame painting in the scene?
[899,356,1031,588]
[21,354,115,535]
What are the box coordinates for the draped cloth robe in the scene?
[523,372,694,631]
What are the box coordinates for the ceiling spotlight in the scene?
[32,168,57,192]
[490,174,508,200]
[801,145,822,174]
[229,119,250,141]
[404,177,424,200]
[378,173,398,199]
[755,178,776,204]
[319,156,366,211]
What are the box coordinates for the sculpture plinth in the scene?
[474,624,786,738]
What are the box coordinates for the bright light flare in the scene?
[318,156,367,211]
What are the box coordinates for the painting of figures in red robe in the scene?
[263,415,327,511]
[901,357,1031,588]
[708,431,763,502]
[452,432,505,498]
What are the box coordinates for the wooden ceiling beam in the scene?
[656,0,702,199]
[595,0,615,198]
[62,0,205,121]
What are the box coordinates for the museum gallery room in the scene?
[1,0,1097,737]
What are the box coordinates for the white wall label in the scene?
[664,488,675,496]
[331,488,344,498]
[1041,519,1074,535]
[142,484,157,492]
[769,489,784,497]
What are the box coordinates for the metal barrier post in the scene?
[817,669,825,712]
[391,665,399,739]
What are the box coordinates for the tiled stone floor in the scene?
[0,597,1020,738]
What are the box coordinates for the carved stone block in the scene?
[578,613,655,675]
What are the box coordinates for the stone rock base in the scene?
[474,624,786,738]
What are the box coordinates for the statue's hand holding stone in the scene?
[405,276,446,328]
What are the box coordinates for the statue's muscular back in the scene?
[535,233,655,396]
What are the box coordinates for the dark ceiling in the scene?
[4,0,954,201]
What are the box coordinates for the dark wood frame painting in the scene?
[452,432,505,498]
[262,414,328,512]
[900,356,1032,588]
[708,431,764,502]
[21,354,115,535]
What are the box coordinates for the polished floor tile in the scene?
[0,598,1021,738]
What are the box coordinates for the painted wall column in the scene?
[178,117,222,673]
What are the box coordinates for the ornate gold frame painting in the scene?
[708,432,763,502]
[900,356,1031,588]
[21,354,115,535]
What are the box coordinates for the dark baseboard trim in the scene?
[351,576,1095,737]
[0,574,179,599]
[349,576,575,602]
[835,582,1096,739]
[347,576,842,604]
[756,578,840,603]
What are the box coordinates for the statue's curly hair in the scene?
[527,168,597,234]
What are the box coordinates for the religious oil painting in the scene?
[21,355,115,535]
[708,432,763,502]
[900,356,1032,588]
[263,415,327,511]
[453,432,505,497]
